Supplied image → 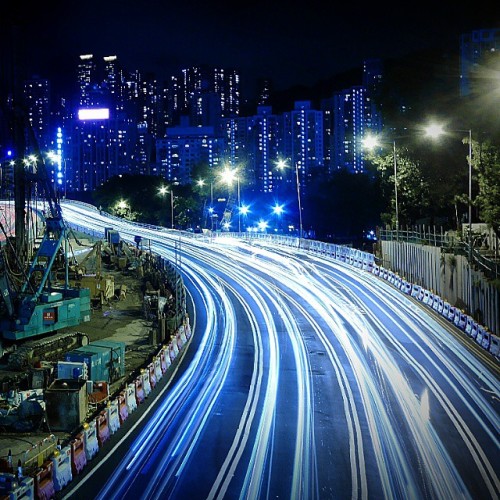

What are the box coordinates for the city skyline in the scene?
[3,1,497,98]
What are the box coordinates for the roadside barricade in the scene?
[160,347,170,372]
[476,326,486,346]
[83,421,99,461]
[0,473,17,496]
[480,330,491,350]
[96,411,110,447]
[118,390,129,423]
[142,369,151,397]
[107,399,120,434]
[135,377,145,405]
[442,302,451,319]
[447,305,456,322]
[169,339,179,362]
[51,445,72,492]
[148,362,157,390]
[411,284,421,299]
[184,317,192,339]
[437,298,444,314]
[489,334,500,358]
[470,322,479,340]
[465,316,474,336]
[401,280,412,295]
[34,460,55,500]
[0,473,34,499]
[458,311,467,330]
[126,383,137,413]
[70,433,86,476]
[154,356,162,382]
[431,295,440,311]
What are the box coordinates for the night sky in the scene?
[3,1,498,97]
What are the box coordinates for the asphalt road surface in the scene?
[61,201,499,500]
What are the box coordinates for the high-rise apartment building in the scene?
[23,76,51,151]
[282,101,324,194]
[175,66,241,127]
[332,86,367,174]
[246,106,282,193]
[157,117,225,184]
[77,54,97,106]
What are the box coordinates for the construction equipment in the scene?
[0,71,91,367]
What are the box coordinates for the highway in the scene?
[61,201,499,500]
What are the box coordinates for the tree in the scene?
[473,139,500,239]
[365,146,430,227]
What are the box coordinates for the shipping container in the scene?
[64,348,107,383]
[90,340,126,381]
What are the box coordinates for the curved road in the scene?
[61,202,499,500]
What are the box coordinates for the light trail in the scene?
[61,202,500,500]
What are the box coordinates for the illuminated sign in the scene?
[78,108,110,121]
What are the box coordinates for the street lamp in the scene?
[117,199,129,218]
[362,136,399,239]
[220,166,241,233]
[425,123,474,315]
[159,185,174,229]
[276,159,303,247]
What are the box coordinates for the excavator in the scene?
[0,68,91,369]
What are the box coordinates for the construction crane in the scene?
[0,32,91,367]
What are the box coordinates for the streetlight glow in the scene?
[425,122,474,317]
[363,135,399,238]
[220,166,241,233]
[276,159,303,246]
[159,185,175,229]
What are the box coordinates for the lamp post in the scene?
[425,124,474,315]
[159,185,174,229]
[220,166,241,233]
[392,140,399,240]
[362,135,400,240]
[276,159,303,247]
[237,176,241,233]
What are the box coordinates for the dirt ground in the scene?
[0,235,163,472]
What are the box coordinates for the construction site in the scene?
[0,102,190,497]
